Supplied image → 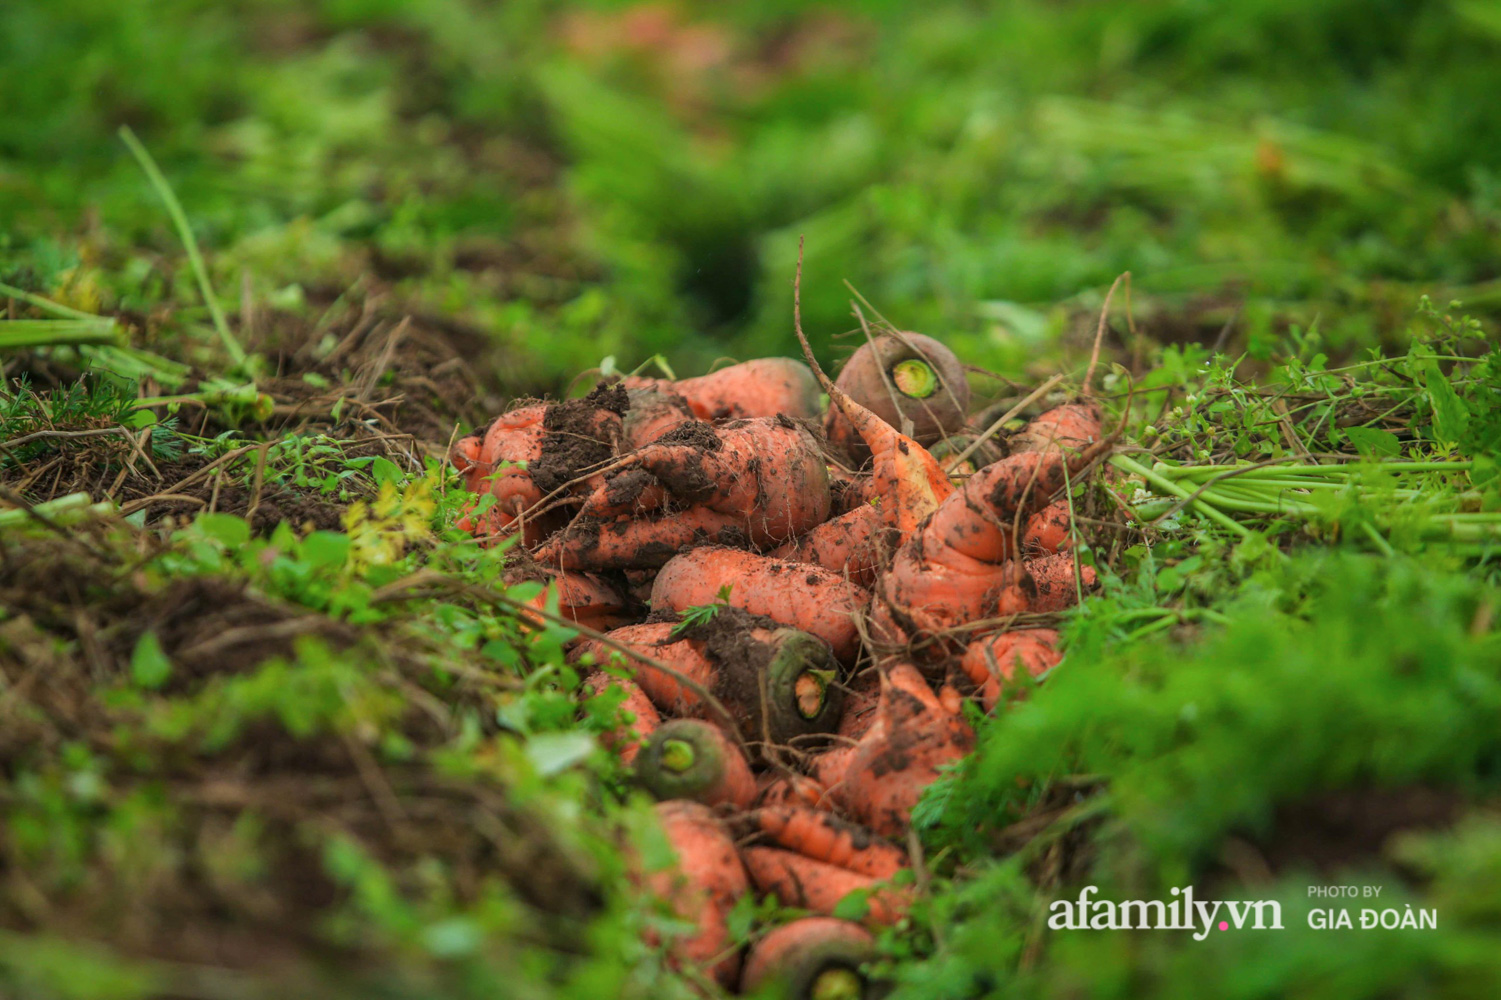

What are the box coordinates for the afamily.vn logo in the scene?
[1048,887,1283,941]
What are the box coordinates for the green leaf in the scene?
[524,731,596,777]
[1344,426,1401,458]
[831,889,870,921]
[371,456,403,486]
[130,631,172,689]
[1424,359,1470,446]
[196,512,250,548]
[300,531,350,569]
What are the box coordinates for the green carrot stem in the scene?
[1111,455,1252,537]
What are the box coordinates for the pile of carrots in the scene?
[452,286,1109,996]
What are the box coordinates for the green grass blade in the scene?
[0,281,99,321]
[118,125,246,367]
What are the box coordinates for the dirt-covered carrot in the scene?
[583,671,660,766]
[835,670,882,742]
[453,384,628,543]
[572,621,717,717]
[637,719,757,810]
[872,403,1108,648]
[827,466,877,516]
[791,288,953,553]
[810,744,859,799]
[621,386,697,448]
[652,547,871,664]
[757,772,831,810]
[741,847,908,926]
[1022,498,1074,555]
[575,613,847,744]
[824,331,970,453]
[1008,400,1102,456]
[537,417,832,570]
[518,570,632,634]
[624,357,821,422]
[770,503,884,587]
[751,806,907,880]
[840,663,974,837]
[960,628,1062,711]
[740,918,879,1000]
[649,801,750,986]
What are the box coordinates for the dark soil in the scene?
[529,381,628,495]
[655,418,722,452]
[1257,786,1465,877]
[0,521,603,980]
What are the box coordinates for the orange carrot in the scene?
[835,670,882,742]
[637,719,757,811]
[741,847,909,926]
[751,806,908,880]
[572,621,716,716]
[537,417,831,570]
[790,291,953,540]
[624,357,821,422]
[621,386,697,448]
[1008,401,1102,456]
[651,546,870,664]
[451,403,547,540]
[871,402,1108,649]
[810,744,859,801]
[959,629,1062,711]
[840,663,974,837]
[454,384,628,544]
[827,466,877,516]
[1018,553,1097,614]
[519,570,632,634]
[575,616,846,744]
[649,801,750,986]
[770,503,885,587]
[1022,499,1074,555]
[583,671,660,766]
[740,917,878,1000]
[756,773,830,811]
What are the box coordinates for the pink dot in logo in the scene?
[1219,921,1229,931]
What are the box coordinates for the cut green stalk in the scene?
[0,319,124,349]
[119,125,246,367]
[1111,454,1252,538]
[0,281,100,321]
[132,382,275,423]
[1156,460,1475,479]
[89,345,192,388]
[0,493,112,528]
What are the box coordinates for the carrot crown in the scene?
[660,737,696,773]
[891,358,938,399]
[811,967,864,1000]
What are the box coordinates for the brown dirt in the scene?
[1255,786,1465,878]
[655,418,723,452]
[0,520,603,979]
[528,381,628,495]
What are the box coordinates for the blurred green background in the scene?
[6,4,1501,999]
[6,0,1501,388]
